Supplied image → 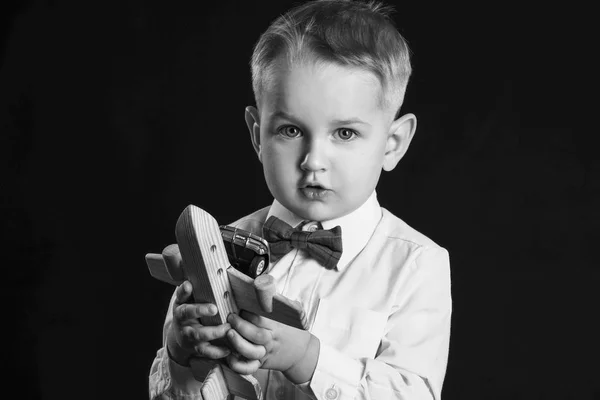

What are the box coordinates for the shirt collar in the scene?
[265,191,382,271]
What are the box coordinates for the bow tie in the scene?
[262,216,343,270]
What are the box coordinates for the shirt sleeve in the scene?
[149,289,205,400]
[308,246,452,400]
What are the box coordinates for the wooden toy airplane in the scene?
[146,205,308,400]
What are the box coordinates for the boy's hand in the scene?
[226,311,320,384]
[167,280,232,366]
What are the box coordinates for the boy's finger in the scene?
[196,324,232,342]
[226,352,262,375]
[180,324,230,347]
[174,303,218,321]
[180,326,200,348]
[228,313,272,345]
[194,342,231,359]
[174,281,193,305]
[226,329,267,360]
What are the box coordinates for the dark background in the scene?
[1,0,597,399]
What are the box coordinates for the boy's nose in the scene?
[300,140,328,172]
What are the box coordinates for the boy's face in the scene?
[247,59,415,222]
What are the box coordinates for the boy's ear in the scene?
[245,106,262,162]
[383,113,417,171]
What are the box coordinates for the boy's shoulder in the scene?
[226,206,271,236]
[379,207,445,251]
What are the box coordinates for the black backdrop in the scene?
[2,1,598,399]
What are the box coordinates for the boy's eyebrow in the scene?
[271,110,296,121]
[271,110,371,126]
[330,117,371,127]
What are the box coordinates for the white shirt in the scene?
[149,191,452,400]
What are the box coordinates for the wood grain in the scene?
[145,253,183,286]
[195,362,259,400]
[175,205,260,399]
[147,204,309,399]
[227,267,308,330]
[162,243,185,282]
[222,365,260,399]
[175,205,238,327]
[253,274,276,313]
[197,361,230,400]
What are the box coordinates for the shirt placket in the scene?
[265,258,307,400]
[265,220,323,400]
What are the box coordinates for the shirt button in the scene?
[325,387,339,399]
[275,387,286,399]
[303,221,320,232]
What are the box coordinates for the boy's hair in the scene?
[250,0,412,117]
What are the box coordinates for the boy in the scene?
[149,0,452,399]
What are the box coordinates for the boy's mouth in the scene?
[300,183,330,199]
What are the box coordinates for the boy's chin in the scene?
[290,202,346,223]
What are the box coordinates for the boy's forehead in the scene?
[262,60,385,119]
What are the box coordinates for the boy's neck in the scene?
[266,190,382,271]
[269,190,378,228]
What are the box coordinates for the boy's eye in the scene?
[336,128,357,141]
[278,126,302,138]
